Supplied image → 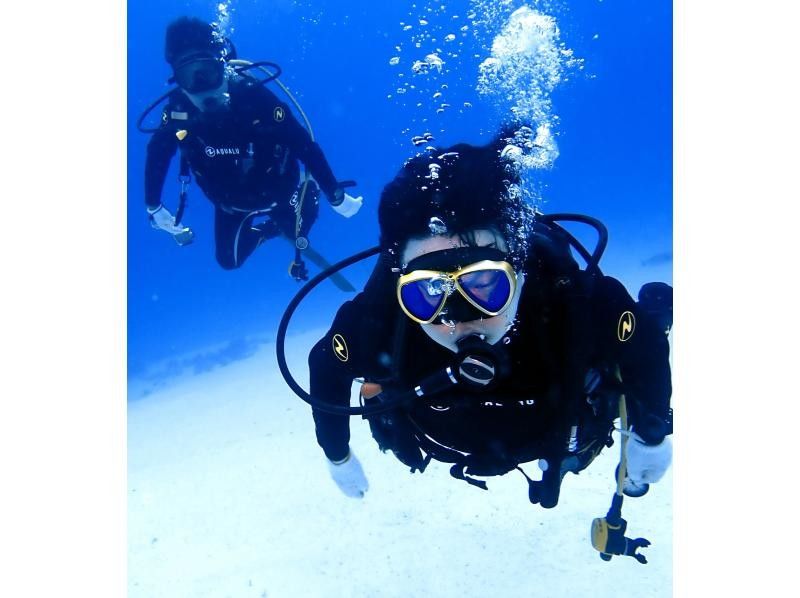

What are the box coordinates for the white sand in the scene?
[129,329,672,598]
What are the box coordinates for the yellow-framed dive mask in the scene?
[396,246,517,325]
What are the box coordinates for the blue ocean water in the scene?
[127,0,671,384]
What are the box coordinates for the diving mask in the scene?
[173,54,225,94]
[397,246,517,325]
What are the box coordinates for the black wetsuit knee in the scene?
[215,249,241,270]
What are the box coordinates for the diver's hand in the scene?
[625,431,672,486]
[148,204,189,235]
[327,450,369,498]
[329,189,363,218]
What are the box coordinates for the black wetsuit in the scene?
[308,240,672,500]
[145,75,339,269]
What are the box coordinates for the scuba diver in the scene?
[143,17,363,278]
[291,133,673,562]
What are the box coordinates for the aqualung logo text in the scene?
[204,146,241,157]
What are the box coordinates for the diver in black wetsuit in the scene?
[144,17,362,275]
[306,135,673,527]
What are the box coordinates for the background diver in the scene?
[143,16,362,279]
[296,134,673,561]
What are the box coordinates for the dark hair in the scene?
[378,133,533,266]
[164,17,223,65]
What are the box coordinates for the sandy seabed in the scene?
[129,329,672,598]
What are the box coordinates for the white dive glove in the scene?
[330,192,363,218]
[327,450,369,498]
[148,204,188,234]
[625,431,672,486]
[148,204,194,245]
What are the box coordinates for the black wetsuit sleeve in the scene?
[144,110,178,209]
[295,136,340,201]
[251,84,340,199]
[308,296,368,462]
[593,276,672,443]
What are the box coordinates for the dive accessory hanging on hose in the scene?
[171,155,194,247]
[590,395,652,564]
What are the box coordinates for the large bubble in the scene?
[477,6,581,170]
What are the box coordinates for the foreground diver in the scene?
[304,135,673,559]
[144,17,362,277]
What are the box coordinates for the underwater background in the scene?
[127,2,672,596]
[128,0,671,391]
[13,0,800,594]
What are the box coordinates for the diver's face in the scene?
[174,54,230,112]
[400,229,525,353]
[181,77,230,112]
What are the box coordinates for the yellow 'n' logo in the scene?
[617,311,636,342]
[332,334,349,362]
